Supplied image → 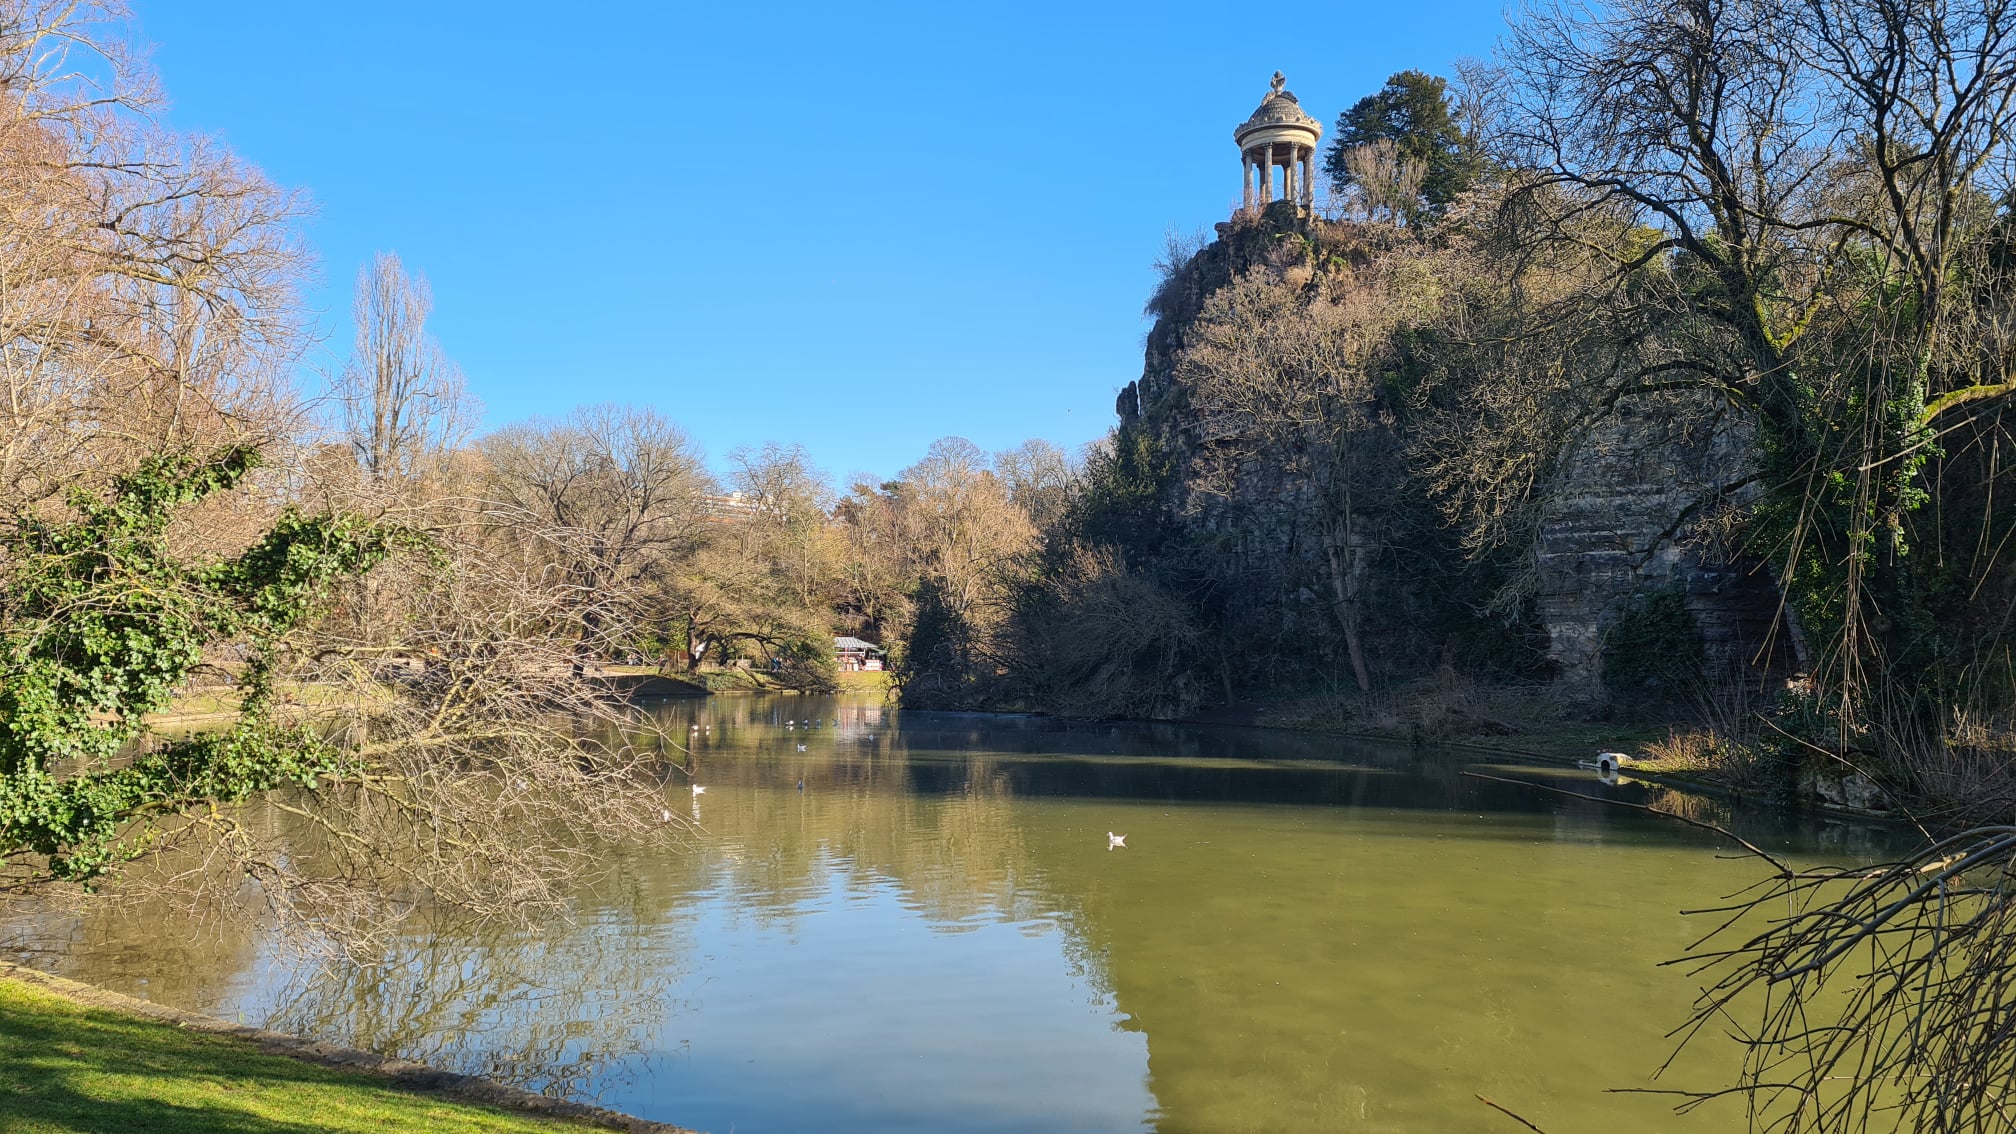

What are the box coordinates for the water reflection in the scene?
[1,695,1916,1133]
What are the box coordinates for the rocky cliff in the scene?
[1536,394,1797,693]
[1118,207,1793,703]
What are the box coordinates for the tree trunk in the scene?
[1321,516,1373,692]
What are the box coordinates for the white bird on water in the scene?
[1108,832,1127,849]
[691,784,707,796]
[797,744,807,752]
[659,808,672,823]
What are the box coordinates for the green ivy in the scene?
[0,448,408,883]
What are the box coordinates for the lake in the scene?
[0,694,1907,1133]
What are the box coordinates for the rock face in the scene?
[1125,212,1794,700]
[1537,394,1798,692]
[1797,763,1893,814]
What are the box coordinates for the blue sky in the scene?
[131,1,1510,484]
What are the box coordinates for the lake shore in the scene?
[1163,690,1907,822]
[0,962,692,1134]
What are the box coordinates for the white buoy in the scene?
[1108,832,1127,849]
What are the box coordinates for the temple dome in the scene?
[1234,77,1322,149]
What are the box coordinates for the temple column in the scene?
[1234,73,1323,219]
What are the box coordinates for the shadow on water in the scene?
[3,694,1920,1134]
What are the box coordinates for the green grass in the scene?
[0,978,594,1133]
[833,670,892,693]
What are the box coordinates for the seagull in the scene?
[691,785,707,796]
[797,744,807,752]
[1108,832,1127,849]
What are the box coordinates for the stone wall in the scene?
[1536,392,1796,692]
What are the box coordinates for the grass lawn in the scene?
[0,978,599,1133]
[833,670,892,694]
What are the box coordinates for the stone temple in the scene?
[1235,72,1321,213]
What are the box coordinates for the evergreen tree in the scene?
[1322,70,1481,218]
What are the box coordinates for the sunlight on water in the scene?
[1,694,1911,1133]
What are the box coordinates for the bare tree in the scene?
[166,529,690,960]
[1494,0,2016,714]
[1176,255,1433,691]
[992,439,1081,534]
[1656,826,2016,1133]
[831,438,1035,703]
[657,443,841,679]
[1010,542,1201,718]
[480,405,713,668]
[0,1,313,515]
[0,3,700,965]
[895,437,1036,626]
[336,252,473,485]
[833,474,922,649]
[1335,139,1430,225]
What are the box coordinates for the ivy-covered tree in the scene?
[0,447,404,883]
[1321,70,1482,219]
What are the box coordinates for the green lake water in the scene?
[0,695,1910,1132]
